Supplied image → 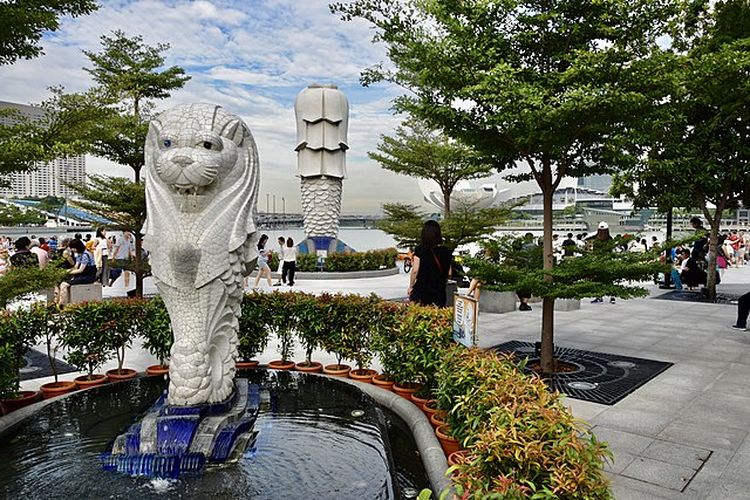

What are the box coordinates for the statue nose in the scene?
[173,155,194,167]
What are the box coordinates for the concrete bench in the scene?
[70,283,102,304]
[479,290,517,313]
[555,298,581,311]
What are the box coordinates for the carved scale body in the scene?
[143,103,259,406]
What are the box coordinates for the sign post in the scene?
[452,293,478,347]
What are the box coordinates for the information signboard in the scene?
[452,294,478,347]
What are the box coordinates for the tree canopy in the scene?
[0,0,97,65]
[334,0,677,371]
[369,120,493,215]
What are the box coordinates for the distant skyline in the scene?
[0,0,460,214]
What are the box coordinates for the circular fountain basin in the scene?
[0,370,428,499]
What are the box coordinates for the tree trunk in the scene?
[442,189,451,217]
[540,177,555,372]
[134,231,144,298]
[705,211,722,301]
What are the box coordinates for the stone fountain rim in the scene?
[0,370,451,496]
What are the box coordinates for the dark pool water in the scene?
[0,371,429,499]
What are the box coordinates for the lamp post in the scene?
[266,193,269,214]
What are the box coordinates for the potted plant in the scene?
[267,292,296,370]
[237,292,269,370]
[0,306,44,414]
[382,304,453,399]
[345,295,380,383]
[38,304,76,398]
[371,302,400,390]
[294,293,325,372]
[140,296,173,376]
[321,294,355,377]
[105,300,140,381]
[59,302,112,388]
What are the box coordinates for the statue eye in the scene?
[163,139,172,148]
[203,141,213,150]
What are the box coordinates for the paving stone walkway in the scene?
[21,263,750,499]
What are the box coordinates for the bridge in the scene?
[256,212,382,229]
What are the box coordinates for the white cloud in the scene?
[0,0,427,213]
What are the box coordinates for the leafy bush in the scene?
[238,292,270,362]
[140,296,173,366]
[0,264,67,309]
[0,343,17,400]
[0,304,46,397]
[320,294,380,370]
[373,303,453,389]
[105,299,143,372]
[436,348,612,499]
[267,248,397,273]
[292,292,326,364]
[59,301,115,379]
[325,248,398,272]
[267,292,297,362]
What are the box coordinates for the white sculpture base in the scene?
[301,176,342,238]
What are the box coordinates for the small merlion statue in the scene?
[143,103,260,406]
[294,84,349,246]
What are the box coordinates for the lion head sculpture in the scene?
[143,103,260,290]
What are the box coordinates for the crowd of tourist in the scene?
[0,229,136,304]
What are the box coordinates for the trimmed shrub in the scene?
[437,348,612,499]
[140,296,173,366]
[237,292,270,362]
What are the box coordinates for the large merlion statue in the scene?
[143,103,260,406]
[294,84,353,253]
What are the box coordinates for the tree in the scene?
[0,203,46,226]
[376,202,513,251]
[83,30,190,183]
[67,175,149,292]
[334,0,676,371]
[0,0,97,65]
[0,87,109,180]
[613,0,750,300]
[65,31,189,297]
[369,120,493,216]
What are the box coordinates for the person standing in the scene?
[282,237,297,286]
[589,222,616,303]
[112,231,134,287]
[94,228,109,286]
[732,290,750,331]
[408,220,453,307]
[561,233,576,258]
[253,234,274,289]
[275,236,286,286]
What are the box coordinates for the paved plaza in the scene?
[21,265,750,499]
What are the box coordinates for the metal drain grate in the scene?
[492,341,673,405]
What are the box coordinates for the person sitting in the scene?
[10,237,39,269]
[57,238,97,305]
[679,248,704,290]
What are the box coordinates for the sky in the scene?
[0,0,442,214]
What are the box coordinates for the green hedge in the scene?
[267,248,397,273]
[0,293,611,498]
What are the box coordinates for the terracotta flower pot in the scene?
[411,392,431,411]
[349,368,377,383]
[106,368,138,381]
[268,360,295,371]
[146,364,170,376]
[372,374,395,391]
[448,450,469,467]
[430,410,448,429]
[295,361,323,373]
[0,390,42,414]
[422,399,440,418]
[393,382,422,400]
[436,425,460,457]
[74,374,108,389]
[40,381,77,399]
[323,364,351,377]
[235,360,259,370]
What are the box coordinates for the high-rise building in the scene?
[0,100,86,199]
